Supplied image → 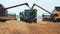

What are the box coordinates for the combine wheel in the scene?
[0,19,7,22]
[33,18,37,23]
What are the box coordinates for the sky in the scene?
[0,0,60,16]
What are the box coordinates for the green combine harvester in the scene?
[20,9,37,23]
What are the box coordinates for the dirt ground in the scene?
[0,19,60,34]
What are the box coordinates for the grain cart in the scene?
[20,9,37,23]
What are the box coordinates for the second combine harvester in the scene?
[31,3,60,22]
[0,3,29,22]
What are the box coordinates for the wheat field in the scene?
[0,19,60,34]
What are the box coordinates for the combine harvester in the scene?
[31,3,60,22]
[0,3,29,22]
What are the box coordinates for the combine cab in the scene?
[20,9,37,23]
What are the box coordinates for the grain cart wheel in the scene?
[51,18,56,22]
[28,19,32,23]
[33,18,37,23]
[20,17,23,21]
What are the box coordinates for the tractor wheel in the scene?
[33,20,37,23]
[51,19,56,22]
[20,17,23,21]
[0,19,7,22]
[28,19,32,23]
[33,18,37,23]
[28,21,32,23]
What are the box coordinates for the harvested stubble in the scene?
[0,20,60,34]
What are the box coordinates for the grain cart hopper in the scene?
[31,3,60,22]
[0,3,29,22]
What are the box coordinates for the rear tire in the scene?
[28,19,32,23]
[33,18,37,23]
[20,17,23,21]
[51,19,56,22]
[0,19,7,22]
